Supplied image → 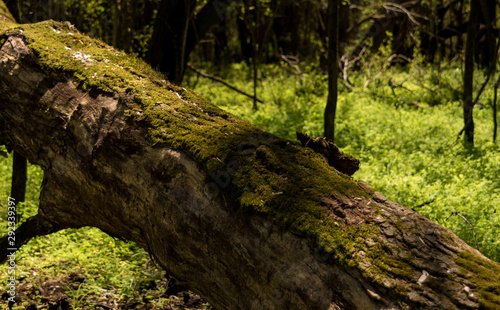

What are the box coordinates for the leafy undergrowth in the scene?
[1,246,209,310]
[185,61,500,262]
[1,230,210,310]
[0,149,211,309]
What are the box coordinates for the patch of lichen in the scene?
[456,250,500,308]
[0,19,426,296]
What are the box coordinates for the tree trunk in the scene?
[10,151,26,202]
[324,0,339,142]
[147,0,237,84]
[493,73,500,143]
[463,0,480,146]
[1,3,500,309]
[10,151,27,223]
[146,0,193,84]
[478,0,496,68]
[3,0,20,22]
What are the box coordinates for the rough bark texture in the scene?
[324,0,339,142]
[1,4,500,309]
[463,0,480,146]
[10,151,27,203]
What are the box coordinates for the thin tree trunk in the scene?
[324,0,339,142]
[463,0,480,146]
[479,0,496,68]
[494,73,500,143]
[112,0,119,48]
[147,0,237,84]
[10,151,26,223]
[245,0,259,111]
[179,0,191,86]
[253,44,258,110]
[10,151,26,203]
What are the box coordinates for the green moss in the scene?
[15,20,380,264]
[456,250,500,309]
[0,19,447,303]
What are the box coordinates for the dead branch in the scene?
[446,212,480,251]
[186,63,264,104]
[280,54,303,75]
[340,45,366,90]
[413,198,436,209]
[397,54,427,75]
[381,2,422,25]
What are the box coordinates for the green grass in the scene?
[185,61,500,262]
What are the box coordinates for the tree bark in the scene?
[146,0,193,84]
[324,0,339,142]
[147,0,237,84]
[1,3,500,309]
[493,73,500,143]
[10,151,26,203]
[478,0,496,68]
[10,151,26,223]
[463,0,480,146]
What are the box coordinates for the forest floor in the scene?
[0,225,211,310]
[5,260,210,309]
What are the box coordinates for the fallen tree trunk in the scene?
[0,3,499,309]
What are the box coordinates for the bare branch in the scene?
[446,212,480,252]
[186,63,264,104]
[381,2,425,25]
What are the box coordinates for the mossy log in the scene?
[0,3,499,309]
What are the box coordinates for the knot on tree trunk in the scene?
[297,132,359,176]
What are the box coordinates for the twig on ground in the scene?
[397,54,427,75]
[446,211,480,252]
